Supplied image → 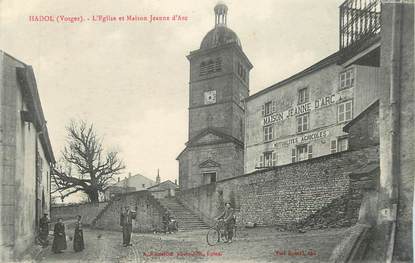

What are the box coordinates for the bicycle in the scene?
[206,219,237,246]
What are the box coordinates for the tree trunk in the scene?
[87,190,99,203]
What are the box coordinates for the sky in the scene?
[0,0,344,194]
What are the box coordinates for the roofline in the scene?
[13,60,56,163]
[245,51,341,102]
[147,180,178,189]
[343,99,379,132]
[176,128,244,160]
[113,173,155,185]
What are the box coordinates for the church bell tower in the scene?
[177,3,253,189]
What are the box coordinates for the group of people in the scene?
[38,202,235,253]
[38,214,85,254]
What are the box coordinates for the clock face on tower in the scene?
[204,90,216,105]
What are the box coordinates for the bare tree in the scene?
[52,120,125,203]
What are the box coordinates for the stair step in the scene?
[153,196,209,230]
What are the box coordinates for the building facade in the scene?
[0,51,55,261]
[177,4,252,189]
[104,172,156,200]
[244,44,381,173]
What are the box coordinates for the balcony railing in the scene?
[339,0,381,50]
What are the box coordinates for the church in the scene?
[176,3,252,190]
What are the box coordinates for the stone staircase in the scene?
[156,197,209,231]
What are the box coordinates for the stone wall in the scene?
[51,202,109,225]
[93,190,165,232]
[176,146,379,227]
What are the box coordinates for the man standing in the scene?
[120,206,136,246]
[216,202,236,243]
[39,213,50,247]
[162,211,171,234]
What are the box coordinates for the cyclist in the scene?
[216,202,235,243]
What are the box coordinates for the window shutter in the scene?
[271,100,276,113]
[338,104,344,122]
[330,140,337,153]
[291,149,296,163]
[308,145,313,159]
[259,155,264,168]
[272,151,277,166]
[261,105,265,116]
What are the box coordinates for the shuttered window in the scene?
[308,145,313,159]
[297,114,309,133]
[330,140,337,153]
[200,58,222,76]
[338,137,349,152]
[258,155,264,168]
[338,101,353,123]
[263,125,273,141]
[339,68,355,90]
[298,87,309,104]
[291,149,296,163]
[272,151,278,166]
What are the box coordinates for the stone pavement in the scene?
[37,225,352,262]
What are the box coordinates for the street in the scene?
[38,224,350,262]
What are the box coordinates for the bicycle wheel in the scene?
[206,228,220,246]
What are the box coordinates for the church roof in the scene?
[176,127,243,160]
[200,26,241,50]
[200,3,241,50]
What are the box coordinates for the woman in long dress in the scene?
[73,215,85,252]
[52,218,67,253]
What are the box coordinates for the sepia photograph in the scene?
[0,0,414,262]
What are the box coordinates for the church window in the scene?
[215,57,222,72]
[200,58,222,76]
[207,60,215,74]
[203,172,217,184]
[237,62,246,82]
[200,62,207,76]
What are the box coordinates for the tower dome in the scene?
[200,3,241,50]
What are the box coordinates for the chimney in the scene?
[128,172,131,178]
[174,179,177,185]
[117,177,120,182]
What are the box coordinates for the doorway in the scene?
[203,172,217,184]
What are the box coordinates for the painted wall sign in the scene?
[274,130,330,149]
[262,94,340,126]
